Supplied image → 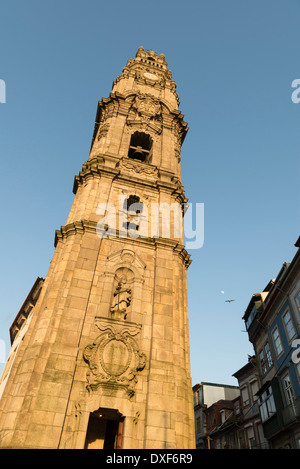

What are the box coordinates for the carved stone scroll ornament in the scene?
[83,318,146,398]
[117,157,158,179]
[97,123,109,140]
[133,94,161,118]
[126,93,162,135]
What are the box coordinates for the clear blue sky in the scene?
[0,0,300,386]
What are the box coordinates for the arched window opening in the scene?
[124,195,143,213]
[123,195,143,232]
[128,132,152,163]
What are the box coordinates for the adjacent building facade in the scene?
[203,397,242,449]
[193,382,240,448]
[233,357,268,448]
[0,47,195,449]
[243,238,300,449]
[193,368,267,449]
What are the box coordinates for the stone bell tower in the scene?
[0,47,195,449]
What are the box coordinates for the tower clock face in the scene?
[143,72,158,80]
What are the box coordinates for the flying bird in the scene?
[225,299,235,303]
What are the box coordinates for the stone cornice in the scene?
[54,220,192,268]
[73,156,187,204]
[73,156,120,194]
[54,220,98,247]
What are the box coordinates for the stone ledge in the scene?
[54,222,192,268]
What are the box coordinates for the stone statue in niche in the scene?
[110,276,132,320]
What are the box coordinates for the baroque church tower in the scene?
[0,47,195,449]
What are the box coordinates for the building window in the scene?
[272,327,283,357]
[264,342,273,368]
[258,386,276,423]
[123,195,143,231]
[128,132,152,162]
[282,372,295,407]
[241,386,250,406]
[282,309,296,342]
[295,292,300,311]
[124,195,143,213]
[259,350,267,374]
[250,380,259,402]
[246,305,257,330]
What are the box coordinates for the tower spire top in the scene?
[134,45,168,68]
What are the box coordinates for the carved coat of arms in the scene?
[133,94,161,118]
[83,318,146,398]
